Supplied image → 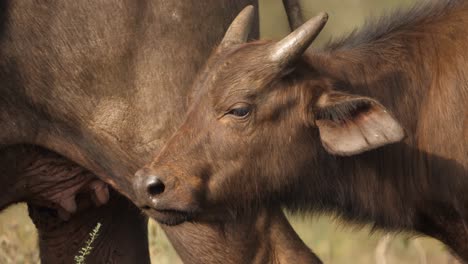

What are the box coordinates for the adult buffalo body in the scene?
[0,1,321,263]
[137,1,468,260]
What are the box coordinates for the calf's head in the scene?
[134,6,404,225]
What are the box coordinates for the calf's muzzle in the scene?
[133,168,166,208]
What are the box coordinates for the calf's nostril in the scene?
[147,177,165,196]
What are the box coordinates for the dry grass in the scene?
[0,204,39,264]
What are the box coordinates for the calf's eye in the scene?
[227,106,251,118]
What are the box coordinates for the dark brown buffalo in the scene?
[137,1,468,260]
[0,1,322,263]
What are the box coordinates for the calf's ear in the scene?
[313,91,405,156]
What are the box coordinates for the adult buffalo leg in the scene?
[28,191,150,264]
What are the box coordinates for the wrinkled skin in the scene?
[0,145,108,217]
[0,1,323,263]
[137,0,468,260]
[0,145,149,263]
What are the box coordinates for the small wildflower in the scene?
[74,222,102,264]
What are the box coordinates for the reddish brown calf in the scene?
[136,1,468,260]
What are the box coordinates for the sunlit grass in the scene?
[0,204,39,263]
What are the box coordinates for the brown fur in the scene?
[142,0,468,261]
[0,1,322,263]
[163,208,321,264]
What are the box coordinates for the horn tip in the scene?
[235,5,255,26]
[306,11,328,32]
[219,4,256,49]
[241,5,255,15]
[316,12,329,24]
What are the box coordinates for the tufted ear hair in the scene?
[313,91,405,156]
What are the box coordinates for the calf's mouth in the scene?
[143,207,196,226]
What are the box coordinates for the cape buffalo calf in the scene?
[136,1,468,260]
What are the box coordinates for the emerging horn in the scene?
[219,5,255,49]
[270,12,328,67]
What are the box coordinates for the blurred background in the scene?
[0,0,459,263]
